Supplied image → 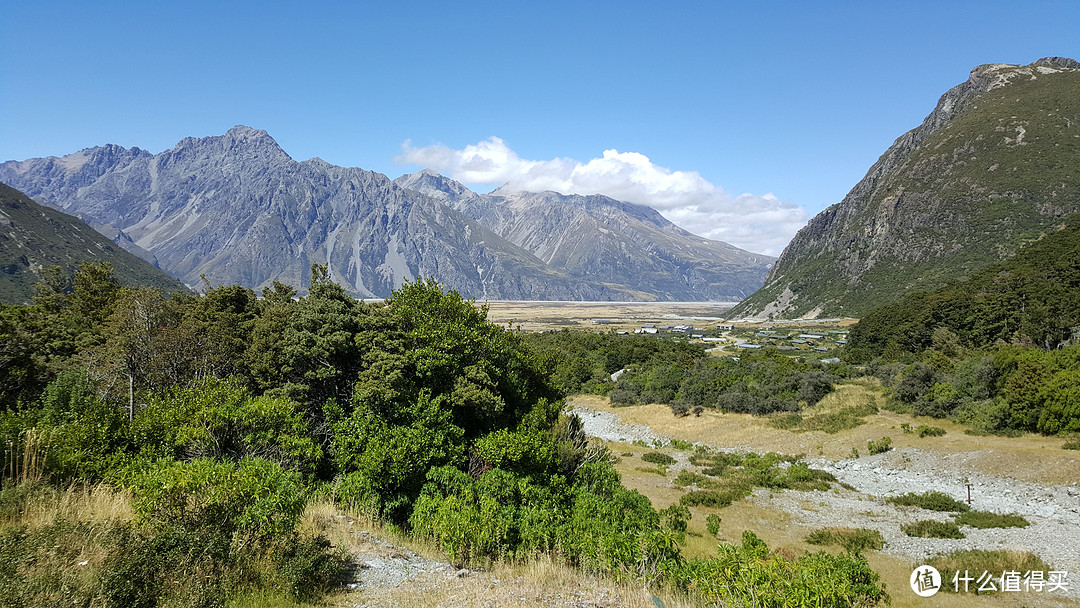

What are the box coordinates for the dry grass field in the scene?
[480,300,736,332]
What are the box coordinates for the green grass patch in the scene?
[1063,439,1080,450]
[804,527,885,553]
[952,510,1030,529]
[887,491,970,512]
[902,520,965,539]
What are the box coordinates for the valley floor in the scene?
[570,394,1080,608]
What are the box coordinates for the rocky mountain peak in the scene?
[393,170,475,202]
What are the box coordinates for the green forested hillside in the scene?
[846,216,1080,362]
[0,182,187,303]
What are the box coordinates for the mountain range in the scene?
[0,128,772,301]
[728,57,1080,320]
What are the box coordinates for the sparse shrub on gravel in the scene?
[866,436,892,455]
[902,520,965,539]
[805,527,885,553]
[1064,439,1080,450]
[952,510,1030,529]
[887,491,970,512]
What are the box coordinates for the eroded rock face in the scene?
[2,128,773,300]
[730,57,1080,320]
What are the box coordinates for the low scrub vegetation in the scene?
[901,519,965,539]
[641,452,676,466]
[804,527,885,553]
[927,549,1053,594]
[953,510,1030,529]
[887,491,970,512]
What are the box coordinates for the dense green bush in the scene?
[128,457,307,545]
[665,531,888,608]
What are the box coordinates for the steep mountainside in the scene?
[729,57,1080,320]
[396,171,773,300]
[0,183,187,303]
[2,128,771,301]
[0,128,669,300]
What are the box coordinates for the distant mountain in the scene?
[0,182,187,304]
[1,127,772,301]
[728,57,1080,320]
[395,170,773,300]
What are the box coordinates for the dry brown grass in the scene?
[0,482,133,529]
[333,555,692,608]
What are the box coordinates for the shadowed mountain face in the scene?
[0,183,187,304]
[1,128,773,300]
[728,57,1080,320]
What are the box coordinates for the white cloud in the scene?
[396,137,808,256]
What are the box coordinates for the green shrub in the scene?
[887,491,970,512]
[866,436,892,455]
[705,514,722,537]
[917,425,946,437]
[641,452,676,466]
[952,510,1029,529]
[1064,439,1080,450]
[805,527,885,552]
[901,520,965,539]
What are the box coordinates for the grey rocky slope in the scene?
[2,128,771,300]
[396,170,773,300]
[729,57,1080,320]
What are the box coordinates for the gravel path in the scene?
[572,406,1080,598]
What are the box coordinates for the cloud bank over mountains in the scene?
[397,137,808,256]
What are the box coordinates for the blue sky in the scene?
[2,1,1078,255]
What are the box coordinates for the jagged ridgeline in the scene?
[846,215,1080,362]
[0,128,772,301]
[0,183,186,303]
[730,57,1080,320]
